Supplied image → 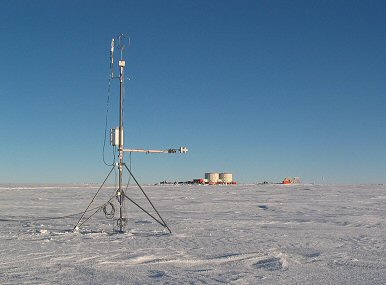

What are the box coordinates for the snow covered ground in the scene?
[0,183,385,284]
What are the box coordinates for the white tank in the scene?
[220,173,233,184]
[205,173,219,184]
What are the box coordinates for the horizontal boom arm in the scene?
[122,146,188,154]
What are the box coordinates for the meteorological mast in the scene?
[74,34,188,233]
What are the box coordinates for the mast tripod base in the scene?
[73,164,172,234]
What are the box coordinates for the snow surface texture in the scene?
[0,184,385,284]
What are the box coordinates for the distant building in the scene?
[282,177,301,184]
[202,172,236,185]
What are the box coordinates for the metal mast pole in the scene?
[118,41,126,232]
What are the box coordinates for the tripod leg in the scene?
[73,165,115,232]
[122,192,167,229]
[123,163,172,233]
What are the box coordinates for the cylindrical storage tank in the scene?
[205,172,219,184]
[220,173,233,184]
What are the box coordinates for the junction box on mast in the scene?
[110,127,124,146]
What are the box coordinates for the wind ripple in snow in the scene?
[0,184,385,284]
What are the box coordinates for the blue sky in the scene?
[1,1,385,184]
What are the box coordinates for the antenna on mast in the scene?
[74,34,188,234]
[110,38,115,78]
